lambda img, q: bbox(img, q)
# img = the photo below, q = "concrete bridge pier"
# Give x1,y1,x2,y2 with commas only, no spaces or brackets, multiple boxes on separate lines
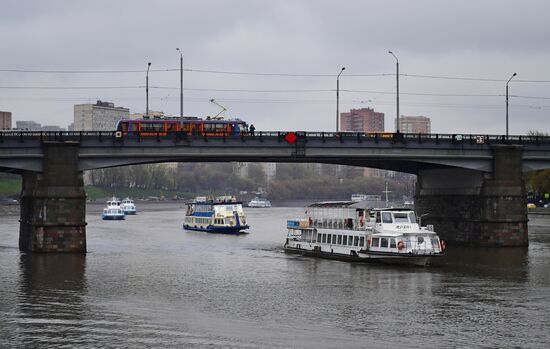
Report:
19,142,87,253
415,145,528,247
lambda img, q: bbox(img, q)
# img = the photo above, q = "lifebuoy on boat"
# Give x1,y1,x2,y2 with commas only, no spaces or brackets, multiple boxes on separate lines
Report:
397,240,405,250
440,240,446,251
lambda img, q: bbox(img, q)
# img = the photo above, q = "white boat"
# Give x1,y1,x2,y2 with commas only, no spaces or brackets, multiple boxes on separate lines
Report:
248,197,271,208
284,201,445,267
121,197,137,215
102,197,126,220
183,196,249,234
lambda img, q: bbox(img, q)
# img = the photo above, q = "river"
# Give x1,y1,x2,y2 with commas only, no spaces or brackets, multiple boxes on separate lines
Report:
1,203,549,348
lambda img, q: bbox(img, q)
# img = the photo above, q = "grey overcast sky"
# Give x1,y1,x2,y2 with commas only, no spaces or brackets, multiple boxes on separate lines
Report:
1,0,549,134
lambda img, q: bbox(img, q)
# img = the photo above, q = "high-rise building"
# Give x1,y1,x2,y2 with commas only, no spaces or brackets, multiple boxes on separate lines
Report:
0,111,12,130
340,107,385,133
340,108,385,177
396,116,431,134
73,100,129,131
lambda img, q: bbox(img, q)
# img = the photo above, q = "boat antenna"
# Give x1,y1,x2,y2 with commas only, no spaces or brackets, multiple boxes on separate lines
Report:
210,98,227,118
383,181,391,207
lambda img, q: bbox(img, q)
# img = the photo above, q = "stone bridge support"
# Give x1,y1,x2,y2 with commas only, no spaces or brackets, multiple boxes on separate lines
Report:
415,145,528,247
19,142,87,252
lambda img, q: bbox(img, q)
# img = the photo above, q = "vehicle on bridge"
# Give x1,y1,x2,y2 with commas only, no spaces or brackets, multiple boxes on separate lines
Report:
284,202,445,266
102,197,126,220
115,117,248,137
183,196,249,234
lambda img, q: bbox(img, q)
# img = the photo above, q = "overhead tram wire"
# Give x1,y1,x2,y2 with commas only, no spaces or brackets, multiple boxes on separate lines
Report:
1,67,549,83
1,84,550,100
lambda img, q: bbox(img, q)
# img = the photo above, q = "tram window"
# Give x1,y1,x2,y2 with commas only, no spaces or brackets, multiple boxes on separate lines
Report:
371,237,380,247
382,212,393,223
337,235,342,245
120,123,129,132
381,238,389,248
343,235,347,245
408,212,417,223
322,234,326,243
354,236,359,246
394,213,409,223
359,237,364,247
390,238,396,248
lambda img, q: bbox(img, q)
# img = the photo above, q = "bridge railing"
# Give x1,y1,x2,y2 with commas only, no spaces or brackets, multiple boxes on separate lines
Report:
0,130,549,146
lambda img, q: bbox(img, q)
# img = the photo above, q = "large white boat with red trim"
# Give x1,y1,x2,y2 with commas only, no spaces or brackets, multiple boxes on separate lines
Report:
284,201,445,267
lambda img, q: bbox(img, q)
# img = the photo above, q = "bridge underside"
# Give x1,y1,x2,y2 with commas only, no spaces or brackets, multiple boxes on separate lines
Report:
7,136,532,252
415,146,528,247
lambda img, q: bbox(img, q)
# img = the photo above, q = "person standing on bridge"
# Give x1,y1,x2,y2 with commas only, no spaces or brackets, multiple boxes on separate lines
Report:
249,124,256,136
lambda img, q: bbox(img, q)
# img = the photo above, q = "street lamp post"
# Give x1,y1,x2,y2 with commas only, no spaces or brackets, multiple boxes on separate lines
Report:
176,48,184,127
506,72,517,137
388,51,400,132
336,67,345,132
146,62,151,118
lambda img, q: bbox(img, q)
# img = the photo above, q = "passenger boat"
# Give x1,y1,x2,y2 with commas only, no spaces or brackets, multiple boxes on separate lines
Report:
121,197,137,215
247,197,271,208
102,197,126,220
183,196,249,234
284,201,445,266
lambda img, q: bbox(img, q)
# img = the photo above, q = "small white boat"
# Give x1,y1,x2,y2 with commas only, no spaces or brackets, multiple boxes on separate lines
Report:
102,197,126,220
102,208,126,220
248,197,271,208
121,197,137,215
284,201,445,267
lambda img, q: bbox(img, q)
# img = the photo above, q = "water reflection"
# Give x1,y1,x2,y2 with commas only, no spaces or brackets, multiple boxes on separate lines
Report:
15,253,88,347
432,246,529,280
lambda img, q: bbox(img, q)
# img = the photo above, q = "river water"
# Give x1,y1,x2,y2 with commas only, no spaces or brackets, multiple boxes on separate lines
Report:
1,204,549,348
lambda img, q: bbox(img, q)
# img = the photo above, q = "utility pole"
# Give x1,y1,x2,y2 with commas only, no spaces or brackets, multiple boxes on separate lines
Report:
506,73,517,137
388,51,400,132
176,48,184,128
336,67,345,132
146,62,151,118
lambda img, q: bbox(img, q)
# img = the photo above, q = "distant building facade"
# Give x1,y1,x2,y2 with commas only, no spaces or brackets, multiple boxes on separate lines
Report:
0,111,12,130
16,120,42,130
41,125,66,131
74,100,129,131
397,116,431,134
15,120,65,131
340,107,385,133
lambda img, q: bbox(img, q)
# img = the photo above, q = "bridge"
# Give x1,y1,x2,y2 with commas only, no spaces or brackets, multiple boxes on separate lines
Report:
2,130,550,253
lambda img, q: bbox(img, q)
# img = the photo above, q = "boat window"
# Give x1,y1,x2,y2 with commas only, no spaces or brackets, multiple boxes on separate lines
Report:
408,212,417,223
393,213,409,223
348,236,353,246
371,237,380,247
337,235,342,245
359,237,364,247
376,212,381,223
354,236,359,246
322,234,326,243
343,235,348,245
381,237,389,248
332,235,337,244
382,212,393,223
317,234,322,243
390,238,396,248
